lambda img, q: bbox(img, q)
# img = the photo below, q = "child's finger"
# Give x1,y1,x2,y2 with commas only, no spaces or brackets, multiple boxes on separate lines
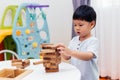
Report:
54,43,65,48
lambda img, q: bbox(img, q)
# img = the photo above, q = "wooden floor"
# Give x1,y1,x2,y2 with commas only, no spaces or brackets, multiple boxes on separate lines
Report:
100,77,110,80
100,78,107,80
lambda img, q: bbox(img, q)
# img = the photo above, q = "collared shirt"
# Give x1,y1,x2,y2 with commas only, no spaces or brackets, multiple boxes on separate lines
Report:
68,36,99,80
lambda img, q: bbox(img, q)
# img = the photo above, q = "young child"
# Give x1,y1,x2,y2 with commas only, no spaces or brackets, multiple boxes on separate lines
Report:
56,5,99,80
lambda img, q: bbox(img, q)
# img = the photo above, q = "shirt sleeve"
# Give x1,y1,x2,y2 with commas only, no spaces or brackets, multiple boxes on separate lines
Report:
87,39,99,58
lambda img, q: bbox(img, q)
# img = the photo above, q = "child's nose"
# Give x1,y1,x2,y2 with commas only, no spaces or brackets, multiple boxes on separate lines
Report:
75,26,80,30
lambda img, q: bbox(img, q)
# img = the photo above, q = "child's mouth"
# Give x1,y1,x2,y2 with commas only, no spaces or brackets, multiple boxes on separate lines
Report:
77,32,80,34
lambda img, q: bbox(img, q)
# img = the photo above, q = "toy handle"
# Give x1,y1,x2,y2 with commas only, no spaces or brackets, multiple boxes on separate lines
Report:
0,5,18,29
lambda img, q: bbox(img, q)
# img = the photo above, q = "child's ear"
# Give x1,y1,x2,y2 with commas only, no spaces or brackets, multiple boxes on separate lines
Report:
90,21,95,29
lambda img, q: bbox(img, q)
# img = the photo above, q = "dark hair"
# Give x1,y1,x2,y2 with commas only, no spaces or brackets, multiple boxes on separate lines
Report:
73,5,96,23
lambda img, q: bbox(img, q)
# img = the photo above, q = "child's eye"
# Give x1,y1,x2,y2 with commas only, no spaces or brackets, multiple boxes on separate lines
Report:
74,24,83,27
74,24,77,26
79,25,83,26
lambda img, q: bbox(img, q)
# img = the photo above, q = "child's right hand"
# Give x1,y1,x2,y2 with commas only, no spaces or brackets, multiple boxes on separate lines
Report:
54,43,72,58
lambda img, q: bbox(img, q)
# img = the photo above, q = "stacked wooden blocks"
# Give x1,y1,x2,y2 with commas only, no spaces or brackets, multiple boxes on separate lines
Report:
11,59,30,69
40,44,61,72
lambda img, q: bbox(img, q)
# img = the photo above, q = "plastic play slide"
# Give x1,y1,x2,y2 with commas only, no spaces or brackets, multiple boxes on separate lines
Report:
0,5,23,60
0,5,19,44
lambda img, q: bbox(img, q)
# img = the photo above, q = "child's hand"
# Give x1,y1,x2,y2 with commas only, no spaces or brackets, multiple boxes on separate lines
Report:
55,43,71,56
54,43,71,60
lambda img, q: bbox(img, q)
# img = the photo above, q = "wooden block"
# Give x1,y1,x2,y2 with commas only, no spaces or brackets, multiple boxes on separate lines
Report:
33,61,43,65
12,59,22,63
43,55,57,59
0,69,15,78
23,59,30,64
43,60,49,63
22,59,30,66
40,50,56,55
41,43,56,49
0,68,33,80
12,62,22,66
12,59,22,66
6,69,15,78
43,63,51,68
56,56,61,64
49,65,58,69
50,60,56,63
45,68,59,72
17,65,27,69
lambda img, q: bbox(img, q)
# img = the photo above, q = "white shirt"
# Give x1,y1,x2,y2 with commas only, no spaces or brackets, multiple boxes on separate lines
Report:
68,36,99,80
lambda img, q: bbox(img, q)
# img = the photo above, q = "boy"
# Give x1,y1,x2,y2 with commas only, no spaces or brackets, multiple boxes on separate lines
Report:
56,5,99,80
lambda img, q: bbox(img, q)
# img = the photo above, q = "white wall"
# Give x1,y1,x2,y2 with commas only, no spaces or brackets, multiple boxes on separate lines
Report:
0,0,73,46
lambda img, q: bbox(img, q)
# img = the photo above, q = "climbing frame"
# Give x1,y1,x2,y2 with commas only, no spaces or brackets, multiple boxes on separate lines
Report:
12,3,50,59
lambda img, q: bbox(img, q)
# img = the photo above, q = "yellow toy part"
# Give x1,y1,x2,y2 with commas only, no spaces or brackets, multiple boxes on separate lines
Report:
32,42,38,48
25,29,31,35
0,29,12,43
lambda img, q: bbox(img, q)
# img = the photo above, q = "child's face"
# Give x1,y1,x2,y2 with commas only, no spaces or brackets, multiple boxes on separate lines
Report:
73,20,95,40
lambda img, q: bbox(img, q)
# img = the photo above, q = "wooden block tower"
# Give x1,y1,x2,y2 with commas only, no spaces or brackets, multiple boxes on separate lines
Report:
40,44,61,72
